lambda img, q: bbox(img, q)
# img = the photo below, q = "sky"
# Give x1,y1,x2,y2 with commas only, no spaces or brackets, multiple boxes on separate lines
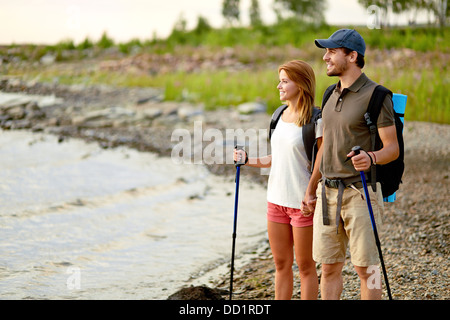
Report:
0,0,424,45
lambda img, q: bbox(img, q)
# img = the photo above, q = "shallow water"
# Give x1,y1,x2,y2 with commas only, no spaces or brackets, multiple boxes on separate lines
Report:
0,130,267,299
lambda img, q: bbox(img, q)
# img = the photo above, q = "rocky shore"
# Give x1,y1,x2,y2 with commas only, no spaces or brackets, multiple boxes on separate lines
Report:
1,77,448,300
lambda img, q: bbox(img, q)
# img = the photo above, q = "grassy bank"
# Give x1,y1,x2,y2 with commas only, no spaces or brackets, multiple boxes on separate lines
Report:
118,61,449,124
3,24,449,124
14,50,448,124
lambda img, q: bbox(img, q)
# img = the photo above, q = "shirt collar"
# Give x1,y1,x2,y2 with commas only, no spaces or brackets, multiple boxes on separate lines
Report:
336,73,369,93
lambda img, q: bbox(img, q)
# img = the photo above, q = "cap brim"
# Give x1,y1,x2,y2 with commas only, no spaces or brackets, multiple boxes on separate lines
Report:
315,39,340,49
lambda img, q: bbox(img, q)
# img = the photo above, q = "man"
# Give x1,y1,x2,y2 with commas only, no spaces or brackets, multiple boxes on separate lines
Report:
311,29,399,300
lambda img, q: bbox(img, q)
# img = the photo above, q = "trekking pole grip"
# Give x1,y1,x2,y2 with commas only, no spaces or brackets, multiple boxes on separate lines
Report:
234,145,245,167
352,145,362,157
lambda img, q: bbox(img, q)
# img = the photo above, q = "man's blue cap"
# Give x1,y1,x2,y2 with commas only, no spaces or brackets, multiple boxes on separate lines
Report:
315,29,366,56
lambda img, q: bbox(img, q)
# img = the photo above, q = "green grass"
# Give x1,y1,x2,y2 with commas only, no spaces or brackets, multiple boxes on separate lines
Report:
110,62,449,124
5,23,448,124
398,67,449,123
364,60,449,124
19,57,448,124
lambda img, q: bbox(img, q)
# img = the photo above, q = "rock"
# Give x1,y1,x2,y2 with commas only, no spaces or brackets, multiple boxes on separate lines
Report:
167,286,226,300
25,101,40,112
424,292,433,299
71,107,135,127
8,106,27,119
0,92,63,109
177,105,203,120
25,102,45,119
40,53,56,65
9,119,32,129
71,115,88,126
237,102,266,115
141,108,162,120
46,117,60,126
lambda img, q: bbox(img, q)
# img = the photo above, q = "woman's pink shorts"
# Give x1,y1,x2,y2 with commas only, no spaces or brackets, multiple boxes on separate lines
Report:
267,202,313,228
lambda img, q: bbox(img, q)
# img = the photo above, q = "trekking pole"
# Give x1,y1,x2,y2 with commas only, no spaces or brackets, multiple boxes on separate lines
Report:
229,145,245,300
351,146,392,300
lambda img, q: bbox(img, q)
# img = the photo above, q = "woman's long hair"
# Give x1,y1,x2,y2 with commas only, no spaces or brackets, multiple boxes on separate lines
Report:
278,60,316,127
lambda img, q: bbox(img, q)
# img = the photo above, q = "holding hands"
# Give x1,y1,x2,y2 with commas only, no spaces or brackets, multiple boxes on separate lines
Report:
301,196,317,217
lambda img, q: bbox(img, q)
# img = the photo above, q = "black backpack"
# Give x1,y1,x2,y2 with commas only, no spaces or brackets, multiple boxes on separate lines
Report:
321,84,405,198
269,105,322,171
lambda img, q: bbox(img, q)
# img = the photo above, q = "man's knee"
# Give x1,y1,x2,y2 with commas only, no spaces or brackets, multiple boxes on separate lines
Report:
321,262,344,279
355,265,381,286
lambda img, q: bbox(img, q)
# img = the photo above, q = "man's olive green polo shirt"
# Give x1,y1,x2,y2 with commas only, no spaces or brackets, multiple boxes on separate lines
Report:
320,73,395,179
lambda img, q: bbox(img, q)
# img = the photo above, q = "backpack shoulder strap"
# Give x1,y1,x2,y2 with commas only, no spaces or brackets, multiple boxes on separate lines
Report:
269,104,288,140
321,84,337,109
364,85,393,192
366,85,393,128
302,107,321,163
365,85,393,150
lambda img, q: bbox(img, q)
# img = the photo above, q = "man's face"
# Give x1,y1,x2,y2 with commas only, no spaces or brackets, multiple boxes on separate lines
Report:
323,48,349,77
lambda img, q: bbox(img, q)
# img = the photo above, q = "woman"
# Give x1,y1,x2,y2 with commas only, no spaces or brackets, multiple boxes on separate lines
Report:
234,60,322,300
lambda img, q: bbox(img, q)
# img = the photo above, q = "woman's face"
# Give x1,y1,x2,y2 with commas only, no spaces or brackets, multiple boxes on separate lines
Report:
277,69,300,103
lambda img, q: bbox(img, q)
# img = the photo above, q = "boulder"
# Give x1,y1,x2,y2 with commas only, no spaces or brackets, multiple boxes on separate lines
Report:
167,286,226,300
237,102,266,115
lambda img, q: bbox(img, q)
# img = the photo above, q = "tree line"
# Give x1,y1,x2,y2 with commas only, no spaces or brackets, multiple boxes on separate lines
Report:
359,0,448,27
221,0,448,27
